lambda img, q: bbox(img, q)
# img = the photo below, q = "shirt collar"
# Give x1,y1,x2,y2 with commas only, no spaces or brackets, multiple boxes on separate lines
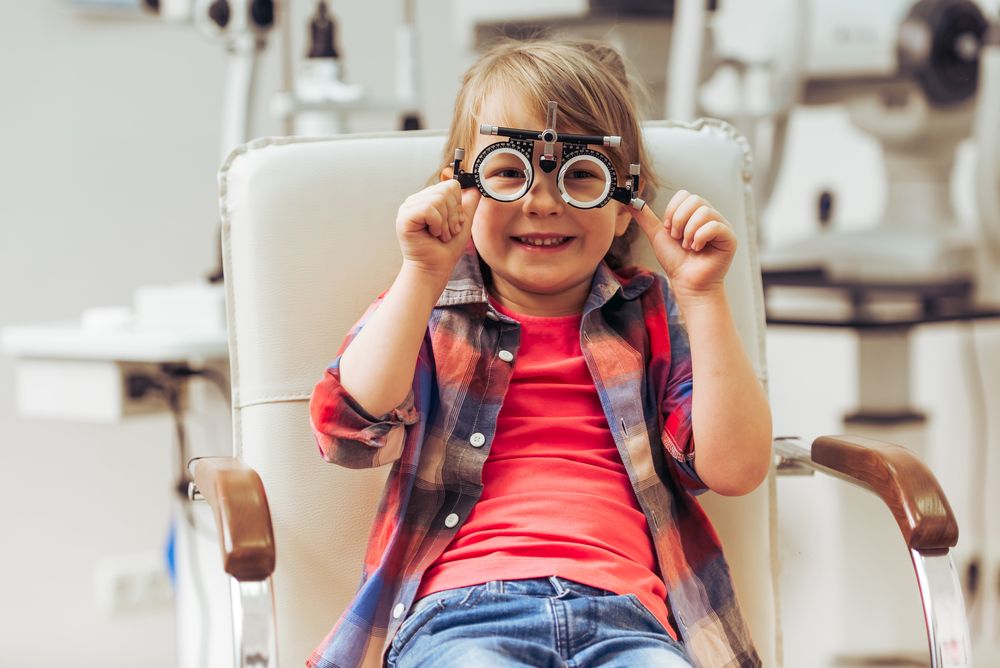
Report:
436,244,656,314
435,244,491,308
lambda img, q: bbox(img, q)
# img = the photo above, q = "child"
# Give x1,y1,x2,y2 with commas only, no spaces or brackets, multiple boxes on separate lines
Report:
309,39,772,668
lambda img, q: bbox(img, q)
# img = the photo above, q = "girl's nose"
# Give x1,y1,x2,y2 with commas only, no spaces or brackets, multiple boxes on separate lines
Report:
522,172,564,217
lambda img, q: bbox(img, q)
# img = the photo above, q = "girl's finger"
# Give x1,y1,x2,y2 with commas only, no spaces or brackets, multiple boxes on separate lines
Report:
398,202,427,233
663,189,689,228
427,181,461,240
461,188,482,229
691,220,737,253
434,197,455,242
424,205,446,240
670,195,705,240
443,179,463,216
682,205,717,249
449,189,466,237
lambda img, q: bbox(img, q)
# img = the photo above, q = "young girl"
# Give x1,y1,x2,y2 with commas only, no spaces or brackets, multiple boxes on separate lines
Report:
309,39,771,668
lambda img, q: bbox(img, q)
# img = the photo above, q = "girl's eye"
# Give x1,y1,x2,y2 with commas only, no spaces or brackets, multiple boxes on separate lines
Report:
493,169,526,179
566,170,599,180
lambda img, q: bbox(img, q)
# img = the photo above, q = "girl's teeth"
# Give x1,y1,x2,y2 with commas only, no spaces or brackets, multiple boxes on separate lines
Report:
518,237,567,246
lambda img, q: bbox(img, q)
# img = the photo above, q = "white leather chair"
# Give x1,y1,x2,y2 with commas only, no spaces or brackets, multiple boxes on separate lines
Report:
191,121,969,667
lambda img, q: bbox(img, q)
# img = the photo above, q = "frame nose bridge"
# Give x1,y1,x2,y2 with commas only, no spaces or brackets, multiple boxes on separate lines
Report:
522,164,565,213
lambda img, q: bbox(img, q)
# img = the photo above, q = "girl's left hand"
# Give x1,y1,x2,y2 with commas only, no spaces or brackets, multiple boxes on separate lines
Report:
632,190,737,299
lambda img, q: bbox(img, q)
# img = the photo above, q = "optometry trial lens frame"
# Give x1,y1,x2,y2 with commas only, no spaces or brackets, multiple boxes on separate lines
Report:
453,101,646,210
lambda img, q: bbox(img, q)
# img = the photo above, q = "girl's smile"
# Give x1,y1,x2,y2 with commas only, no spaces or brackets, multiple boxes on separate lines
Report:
511,233,575,251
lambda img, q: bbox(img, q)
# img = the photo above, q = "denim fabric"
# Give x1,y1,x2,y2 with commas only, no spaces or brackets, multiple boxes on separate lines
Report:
386,577,694,668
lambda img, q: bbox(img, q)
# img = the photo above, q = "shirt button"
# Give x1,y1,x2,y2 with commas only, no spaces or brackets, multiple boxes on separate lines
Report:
392,603,405,619
469,432,486,447
498,349,514,362
444,513,460,528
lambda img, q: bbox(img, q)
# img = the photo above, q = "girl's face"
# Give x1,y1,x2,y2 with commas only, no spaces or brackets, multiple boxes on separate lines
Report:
468,95,633,317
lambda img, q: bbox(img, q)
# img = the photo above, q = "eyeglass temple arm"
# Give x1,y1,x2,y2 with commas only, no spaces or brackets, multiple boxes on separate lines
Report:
611,163,644,209
451,148,478,189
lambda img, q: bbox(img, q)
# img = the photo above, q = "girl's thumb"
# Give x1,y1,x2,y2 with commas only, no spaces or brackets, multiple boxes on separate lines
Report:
631,200,665,241
462,189,482,224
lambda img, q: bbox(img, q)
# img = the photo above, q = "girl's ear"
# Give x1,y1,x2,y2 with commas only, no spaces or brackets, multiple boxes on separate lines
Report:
614,203,633,237
440,166,454,182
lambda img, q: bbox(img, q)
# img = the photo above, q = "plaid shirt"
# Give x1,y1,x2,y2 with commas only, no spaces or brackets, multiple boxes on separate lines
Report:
308,248,761,668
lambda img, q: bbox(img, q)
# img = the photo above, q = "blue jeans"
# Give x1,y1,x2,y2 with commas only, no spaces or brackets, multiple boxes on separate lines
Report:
386,576,693,667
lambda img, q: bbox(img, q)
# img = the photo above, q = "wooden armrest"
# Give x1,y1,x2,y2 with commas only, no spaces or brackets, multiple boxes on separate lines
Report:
189,457,276,581
812,435,958,552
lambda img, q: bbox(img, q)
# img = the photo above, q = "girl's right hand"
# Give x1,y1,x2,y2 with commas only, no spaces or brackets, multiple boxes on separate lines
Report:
395,179,479,283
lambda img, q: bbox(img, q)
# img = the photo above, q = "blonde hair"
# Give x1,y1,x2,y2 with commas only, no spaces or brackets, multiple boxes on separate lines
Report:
442,38,658,269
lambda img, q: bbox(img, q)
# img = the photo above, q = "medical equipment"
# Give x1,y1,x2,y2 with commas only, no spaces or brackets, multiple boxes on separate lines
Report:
973,21,1000,307
271,0,422,135
453,101,644,210
701,0,1000,310
151,0,421,138
186,0,277,163
278,1,364,136
685,1,1000,664
143,0,279,283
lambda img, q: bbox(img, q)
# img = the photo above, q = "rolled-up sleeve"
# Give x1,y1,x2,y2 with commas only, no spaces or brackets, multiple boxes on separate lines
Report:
659,284,706,494
309,295,421,469
661,373,702,492
310,364,419,469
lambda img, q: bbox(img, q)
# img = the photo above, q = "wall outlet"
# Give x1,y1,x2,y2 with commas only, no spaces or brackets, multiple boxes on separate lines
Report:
95,551,174,615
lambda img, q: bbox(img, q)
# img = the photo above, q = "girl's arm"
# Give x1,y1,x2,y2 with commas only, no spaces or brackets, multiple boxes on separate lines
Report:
338,178,478,417
633,192,772,496
338,264,448,416
675,288,772,496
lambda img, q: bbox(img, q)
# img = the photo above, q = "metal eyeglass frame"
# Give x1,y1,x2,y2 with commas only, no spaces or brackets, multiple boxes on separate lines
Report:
452,101,646,210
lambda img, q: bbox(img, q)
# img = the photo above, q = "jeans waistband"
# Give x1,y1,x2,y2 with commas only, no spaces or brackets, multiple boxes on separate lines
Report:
483,576,615,598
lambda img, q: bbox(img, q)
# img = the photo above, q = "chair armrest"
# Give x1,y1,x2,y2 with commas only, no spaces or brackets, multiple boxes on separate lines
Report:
188,456,276,581
774,435,958,552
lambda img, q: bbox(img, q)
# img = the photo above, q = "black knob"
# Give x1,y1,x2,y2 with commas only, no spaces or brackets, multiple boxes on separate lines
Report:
208,0,230,28
817,190,834,228
898,0,989,106
251,0,274,28
401,114,422,131
308,1,338,58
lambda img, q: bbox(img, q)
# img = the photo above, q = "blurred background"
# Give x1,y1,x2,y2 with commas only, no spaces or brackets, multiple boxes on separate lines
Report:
1,0,999,666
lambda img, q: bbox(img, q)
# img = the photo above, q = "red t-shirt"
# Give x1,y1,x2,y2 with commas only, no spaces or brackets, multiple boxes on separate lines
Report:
416,299,674,637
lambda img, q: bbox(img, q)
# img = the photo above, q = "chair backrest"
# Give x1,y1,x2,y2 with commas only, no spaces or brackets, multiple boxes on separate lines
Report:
219,122,779,667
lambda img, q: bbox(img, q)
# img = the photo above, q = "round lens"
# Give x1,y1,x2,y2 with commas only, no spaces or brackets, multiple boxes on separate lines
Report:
558,154,612,209
477,148,532,202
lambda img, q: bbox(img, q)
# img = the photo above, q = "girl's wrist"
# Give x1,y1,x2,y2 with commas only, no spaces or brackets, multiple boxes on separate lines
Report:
671,283,728,311
399,260,453,294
